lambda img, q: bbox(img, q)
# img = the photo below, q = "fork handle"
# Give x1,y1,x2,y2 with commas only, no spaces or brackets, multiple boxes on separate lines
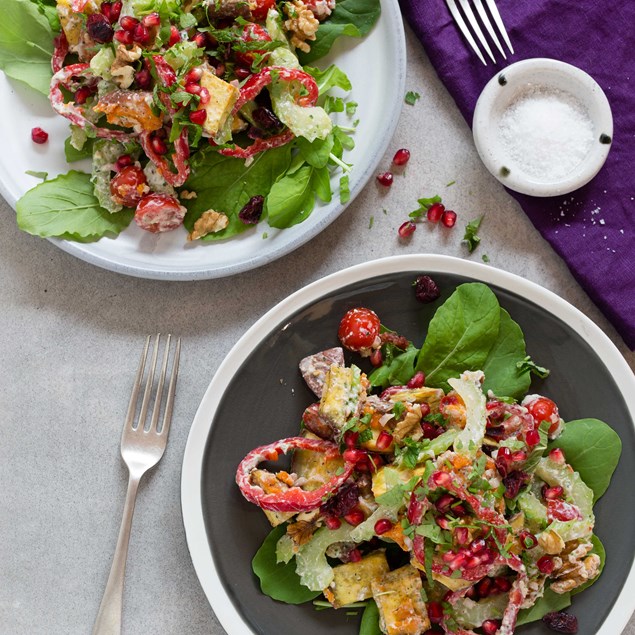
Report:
92,472,141,635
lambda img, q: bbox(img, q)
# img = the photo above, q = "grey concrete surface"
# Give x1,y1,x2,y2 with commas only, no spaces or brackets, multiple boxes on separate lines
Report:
1,26,633,635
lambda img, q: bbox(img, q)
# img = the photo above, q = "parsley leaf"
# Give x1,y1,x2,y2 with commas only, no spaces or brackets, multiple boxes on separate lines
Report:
516,356,550,379
405,91,421,105
463,216,483,252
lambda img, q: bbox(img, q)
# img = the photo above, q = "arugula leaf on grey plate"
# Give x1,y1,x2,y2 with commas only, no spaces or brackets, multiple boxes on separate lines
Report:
0,0,55,96
252,525,321,604
359,599,382,635
16,170,133,242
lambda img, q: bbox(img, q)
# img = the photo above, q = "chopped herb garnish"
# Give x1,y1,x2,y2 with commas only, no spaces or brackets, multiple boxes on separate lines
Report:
405,91,421,106
463,216,483,252
516,355,550,379
369,215,374,229
482,254,490,263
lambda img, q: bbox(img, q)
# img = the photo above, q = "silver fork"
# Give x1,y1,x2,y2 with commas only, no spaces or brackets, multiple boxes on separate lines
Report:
92,334,181,635
445,0,514,65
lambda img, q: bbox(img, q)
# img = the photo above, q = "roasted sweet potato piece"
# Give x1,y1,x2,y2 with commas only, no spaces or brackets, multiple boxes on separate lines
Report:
93,90,163,132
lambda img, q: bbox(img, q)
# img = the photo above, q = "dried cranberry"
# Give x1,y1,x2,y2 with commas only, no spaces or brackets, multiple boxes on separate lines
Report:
502,470,530,499
238,195,264,225
321,482,360,518
86,13,114,43
252,107,283,131
413,275,440,303
542,611,578,633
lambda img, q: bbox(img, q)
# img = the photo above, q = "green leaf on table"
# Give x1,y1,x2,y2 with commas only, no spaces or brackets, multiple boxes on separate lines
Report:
516,587,571,626
481,308,530,400
299,0,381,64
266,165,316,228
16,170,133,241
0,0,55,96
416,283,500,392
359,600,382,635
549,419,622,502
252,525,320,604
462,216,483,252
183,144,292,239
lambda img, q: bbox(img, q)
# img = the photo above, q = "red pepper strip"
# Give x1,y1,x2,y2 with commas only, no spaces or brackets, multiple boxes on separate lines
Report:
236,436,355,513
218,66,319,159
71,0,89,12
139,129,190,187
49,64,133,141
153,55,177,88
218,130,294,159
52,32,69,74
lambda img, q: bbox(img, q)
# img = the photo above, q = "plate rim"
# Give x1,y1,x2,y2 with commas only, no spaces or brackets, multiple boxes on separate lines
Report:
0,0,407,281
180,254,635,635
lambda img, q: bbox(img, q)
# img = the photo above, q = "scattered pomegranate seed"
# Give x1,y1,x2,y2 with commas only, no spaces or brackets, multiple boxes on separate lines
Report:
374,518,393,535
376,171,393,187
435,494,455,514
347,548,362,562
482,619,501,635
151,137,168,155
470,538,487,553
442,550,456,563
407,371,425,388
421,422,441,440
519,530,538,549
448,552,467,570
168,25,181,47
342,448,367,464
419,402,431,418
427,602,443,624
376,431,393,451
324,516,341,530
525,428,541,447
114,154,133,171
369,348,383,367
235,66,251,80
511,450,527,462
431,471,453,488
119,15,138,31
543,485,564,500
441,210,457,228
101,2,112,20
454,527,469,545
344,509,365,526
133,23,150,44
477,577,493,597
189,109,207,125
185,82,202,96
435,516,450,529
452,503,467,517
74,86,93,105
549,447,566,464
537,555,555,574
398,220,416,239
114,29,133,45
141,12,161,28
367,454,384,471
193,32,209,48
494,576,512,592
426,202,445,222
31,127,48,144
199,87,211,106
343,431,359,448
109,1,122,21
392,148,411,166
185,67,203,83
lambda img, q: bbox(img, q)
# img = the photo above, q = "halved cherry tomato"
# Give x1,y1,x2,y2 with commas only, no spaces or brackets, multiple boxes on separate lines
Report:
110,166,148,207
526,397,560,435
338,307,381,352
134,193,186,233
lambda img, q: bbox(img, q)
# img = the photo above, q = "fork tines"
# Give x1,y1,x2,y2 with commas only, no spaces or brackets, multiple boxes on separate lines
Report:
445,0,514,66
126,334,181,435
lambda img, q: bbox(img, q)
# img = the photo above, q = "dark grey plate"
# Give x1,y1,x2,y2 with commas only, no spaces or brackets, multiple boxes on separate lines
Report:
198,270,635,635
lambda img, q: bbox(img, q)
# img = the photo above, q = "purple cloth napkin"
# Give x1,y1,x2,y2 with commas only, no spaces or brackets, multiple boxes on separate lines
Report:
399,0,635,349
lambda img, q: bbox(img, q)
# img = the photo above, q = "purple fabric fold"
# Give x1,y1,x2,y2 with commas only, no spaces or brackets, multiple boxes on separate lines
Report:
399,0,635,349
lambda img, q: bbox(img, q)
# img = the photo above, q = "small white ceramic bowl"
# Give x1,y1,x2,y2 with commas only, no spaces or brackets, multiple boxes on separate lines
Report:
473,58,613,197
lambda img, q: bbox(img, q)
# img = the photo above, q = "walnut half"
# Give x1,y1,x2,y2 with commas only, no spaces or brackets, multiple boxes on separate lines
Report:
284,0,320,53
550,541,601,594
188,210,229,241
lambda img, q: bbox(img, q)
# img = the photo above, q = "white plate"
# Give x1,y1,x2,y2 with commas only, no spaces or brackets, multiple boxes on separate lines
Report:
181,254,635,635
0,1,406,280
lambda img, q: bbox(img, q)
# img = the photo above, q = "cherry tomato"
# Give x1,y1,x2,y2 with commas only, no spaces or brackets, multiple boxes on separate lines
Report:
234,24,271,69
338,307,381,352
134,193,186,233
527,397,560,435
110,166,148,207
251,0,276,21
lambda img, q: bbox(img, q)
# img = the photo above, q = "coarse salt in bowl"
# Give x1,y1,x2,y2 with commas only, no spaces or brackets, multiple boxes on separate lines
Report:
472,58,613,197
